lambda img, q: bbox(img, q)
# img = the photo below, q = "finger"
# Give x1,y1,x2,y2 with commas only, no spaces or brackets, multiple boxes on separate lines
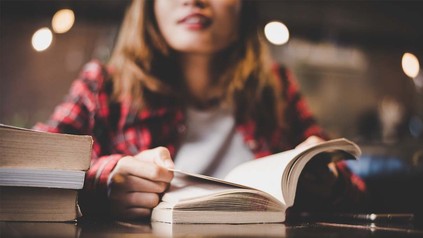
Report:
112,206,152,220
110,191,160,210
118,156,174,182
110,175,168,193
123,208,152,220
135,147,174,169
328,162,339,178
125,192,160,209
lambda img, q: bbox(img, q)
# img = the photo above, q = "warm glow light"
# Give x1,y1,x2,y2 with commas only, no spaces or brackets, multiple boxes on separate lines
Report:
32,27,53,52
264,21,290,45
402,52,420,78
52,9,75,34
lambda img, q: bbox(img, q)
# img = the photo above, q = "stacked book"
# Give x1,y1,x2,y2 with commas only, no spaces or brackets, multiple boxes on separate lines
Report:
0,124,92,222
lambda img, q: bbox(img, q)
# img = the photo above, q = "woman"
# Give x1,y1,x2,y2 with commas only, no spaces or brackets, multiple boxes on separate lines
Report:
35,0,366,220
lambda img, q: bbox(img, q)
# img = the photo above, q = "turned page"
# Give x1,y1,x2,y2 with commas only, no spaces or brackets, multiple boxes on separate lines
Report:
223,138,360,206
284,139,361,205
223,149,303,205
162,171,247,203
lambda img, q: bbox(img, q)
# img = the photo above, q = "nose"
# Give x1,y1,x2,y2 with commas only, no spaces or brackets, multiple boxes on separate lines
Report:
182,0,207,8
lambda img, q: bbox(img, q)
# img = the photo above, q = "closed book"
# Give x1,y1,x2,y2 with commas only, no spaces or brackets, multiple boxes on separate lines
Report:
0,187,80,222
0,124,92,222
0,124,92,170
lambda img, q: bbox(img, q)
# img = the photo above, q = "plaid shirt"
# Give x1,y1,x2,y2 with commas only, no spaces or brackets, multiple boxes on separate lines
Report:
35,60,366,216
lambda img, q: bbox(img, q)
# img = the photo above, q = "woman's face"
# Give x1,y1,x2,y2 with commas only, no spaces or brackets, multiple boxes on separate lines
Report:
154,0,241,55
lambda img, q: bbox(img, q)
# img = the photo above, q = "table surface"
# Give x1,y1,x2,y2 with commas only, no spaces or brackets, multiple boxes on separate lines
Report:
2,214,423,238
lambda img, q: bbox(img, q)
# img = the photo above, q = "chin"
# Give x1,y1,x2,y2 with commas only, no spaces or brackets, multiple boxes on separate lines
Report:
169,38,229,55
173,45,221,55
175,41,232,54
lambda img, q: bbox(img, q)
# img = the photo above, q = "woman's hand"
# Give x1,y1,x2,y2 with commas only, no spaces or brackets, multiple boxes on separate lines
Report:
298,153,339,201
294,136,341,209
108,147,174,220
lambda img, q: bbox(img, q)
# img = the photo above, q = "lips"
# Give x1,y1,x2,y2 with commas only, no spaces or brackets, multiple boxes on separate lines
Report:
178,13,212,29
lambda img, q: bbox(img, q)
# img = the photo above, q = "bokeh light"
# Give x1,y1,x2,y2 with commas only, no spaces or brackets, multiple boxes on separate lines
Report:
402,52,420,78
52,9,75,34
32,27,53,52
264,21,290,45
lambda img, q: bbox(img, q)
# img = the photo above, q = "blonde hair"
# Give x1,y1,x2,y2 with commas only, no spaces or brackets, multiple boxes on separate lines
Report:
108,0,285,132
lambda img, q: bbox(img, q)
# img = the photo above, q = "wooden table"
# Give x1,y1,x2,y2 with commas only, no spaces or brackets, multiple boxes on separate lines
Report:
2,214,423,237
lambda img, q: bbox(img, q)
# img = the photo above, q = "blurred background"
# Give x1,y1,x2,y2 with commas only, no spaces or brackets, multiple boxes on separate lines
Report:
1,0,422,214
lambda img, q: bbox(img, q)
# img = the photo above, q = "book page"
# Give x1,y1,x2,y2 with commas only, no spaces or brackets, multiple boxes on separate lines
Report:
166,139,360,209
164,170,285,210
0,168,86,189
152,221,287,236
223,138,360,206
162,172,243,203
283,139,360,205
169,146,324,205
169,169,252,189
223,149,300,205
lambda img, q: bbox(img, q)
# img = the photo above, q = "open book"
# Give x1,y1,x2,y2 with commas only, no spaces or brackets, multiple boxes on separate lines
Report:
151,138,361,224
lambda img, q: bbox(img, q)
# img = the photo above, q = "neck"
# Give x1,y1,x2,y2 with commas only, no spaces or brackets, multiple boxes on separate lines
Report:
179,53,216,104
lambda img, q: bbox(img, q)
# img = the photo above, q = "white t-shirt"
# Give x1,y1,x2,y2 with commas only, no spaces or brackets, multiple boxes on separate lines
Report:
174,106,254,179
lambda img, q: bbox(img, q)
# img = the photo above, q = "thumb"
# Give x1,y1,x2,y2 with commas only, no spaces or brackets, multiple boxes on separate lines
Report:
135,147,174,169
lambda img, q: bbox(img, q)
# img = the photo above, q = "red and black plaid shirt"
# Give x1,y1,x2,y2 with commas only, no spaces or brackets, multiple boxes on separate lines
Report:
34,60,366,216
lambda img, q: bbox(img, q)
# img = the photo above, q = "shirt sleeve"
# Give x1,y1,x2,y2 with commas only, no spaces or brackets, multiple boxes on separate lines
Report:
275,65,327,148
33,61,120,217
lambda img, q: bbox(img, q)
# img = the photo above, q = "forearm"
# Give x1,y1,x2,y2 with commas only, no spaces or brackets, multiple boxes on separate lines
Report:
292,160,367,213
